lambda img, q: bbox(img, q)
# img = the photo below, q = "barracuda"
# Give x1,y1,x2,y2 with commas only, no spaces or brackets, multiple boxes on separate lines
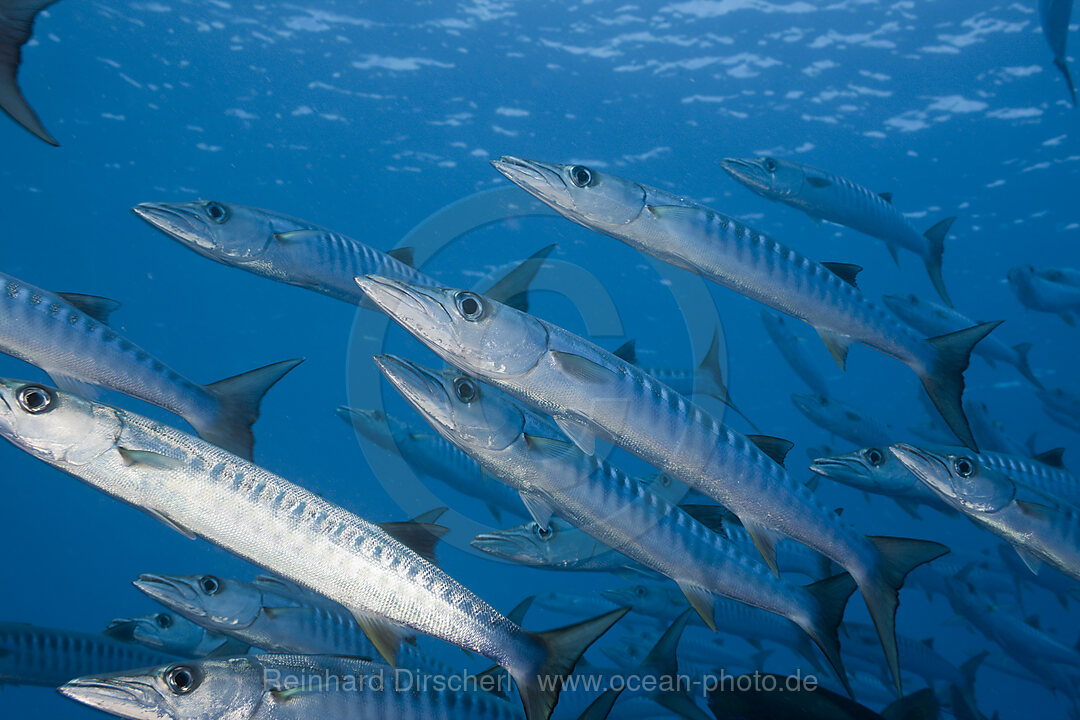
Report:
491,156,998,453
0,270,300,460
133,200,552,313
105,612,247,659
0,379,625,720
892,444,1080,582
357,275,949,693
791,394,893,449
760,311,831,398
376,354,856,690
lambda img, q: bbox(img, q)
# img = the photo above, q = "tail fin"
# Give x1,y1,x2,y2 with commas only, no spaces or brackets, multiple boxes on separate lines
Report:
1012,342,1042,388
919,321,1002,451
516,608,628,720
799,572,858,698
485,244,556,313
862,537,951,695
196,358,304,460
695,329,759,432
922,217,955,307
945,651,987,720
881,688,941,720
0,0,59,146
1055,57,1078,107
576,689,622,720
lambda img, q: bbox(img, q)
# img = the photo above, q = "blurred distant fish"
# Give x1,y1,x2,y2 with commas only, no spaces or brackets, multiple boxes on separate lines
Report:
883,294,1040,387
892,444,1080,581
0,270,300,460
760,311,831,397
105,612,247,659
0,622,174,688
1039,0,1077,105
810,446,945,519
963,400,1031,458
720,156,956,307
791,393,893,449
492,156,997,452
133,200,552,313
1038,386,1080,434
996,544,1080,609
708,675,939,720
1008,264,1080,325
473,518,655,576
0,0,59,145
60,655,523,720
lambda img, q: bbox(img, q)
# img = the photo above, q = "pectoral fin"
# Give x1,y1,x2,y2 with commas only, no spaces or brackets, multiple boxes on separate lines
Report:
553,416,597,455
806,176,832,188
1013,545,1044,575
146,509,197,540
816,329,852,370
118,448,185,470
518,490,556,530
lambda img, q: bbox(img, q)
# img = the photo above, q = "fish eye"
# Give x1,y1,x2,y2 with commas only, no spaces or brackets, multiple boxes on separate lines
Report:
569,165,594,188
659,475,671,487
204,202,229,224
17,385,53,414
164,665,201,695
198,576,221,596
454,291,485,321
633,586,646,598
763,158,778,173
863,448,885,467
532,523,554,542
155,613,174,629
453,377,479,404
953,457,975,478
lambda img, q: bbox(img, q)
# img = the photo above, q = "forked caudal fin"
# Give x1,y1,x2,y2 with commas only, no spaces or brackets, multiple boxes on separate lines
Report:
860,536,950,695
1012,342,1042,388
1054,58,1077,108
0,0,60,145
799,572,858,698
922,217,956,308
696,328,759,432
516,607,628,720
195,358,304,460
919,321,1001,451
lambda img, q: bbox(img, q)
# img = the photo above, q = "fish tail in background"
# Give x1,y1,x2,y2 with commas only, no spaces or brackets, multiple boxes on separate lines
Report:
516,608,629,720
799,572,858,698
484,244,556,313
1012,342,1043,388
0,0,59,146
695,328,759,432
919,320,1002,451
861,537,950,695
195,358,304,460
922,217,956,308
1054,57,1078,107
948,651,988,720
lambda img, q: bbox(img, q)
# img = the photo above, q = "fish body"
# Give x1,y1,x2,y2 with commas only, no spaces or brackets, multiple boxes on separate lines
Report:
1039,386,1080,435
0,378,624,720
719,156,955,306
491,156,996,453
0,622,174,688
760,311,831,397
358,274,948,693
791,393,893,448
376,355,855,684
892,444,1080,581
0,0,59,144
1039,0,1077,105
472,518,656,576
882,293,1040,387
0,270,300,459
60,654,523,720
1008,264,1080,324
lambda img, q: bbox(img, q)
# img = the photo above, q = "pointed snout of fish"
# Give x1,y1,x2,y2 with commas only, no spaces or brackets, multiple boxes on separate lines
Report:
133,574,201,609
809,456,870,479
355,275,443,325
491,156,561,191
59,676,159,717
888,443,947,482
470,532,529,555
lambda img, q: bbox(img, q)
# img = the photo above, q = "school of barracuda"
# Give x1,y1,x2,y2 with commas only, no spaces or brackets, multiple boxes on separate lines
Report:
2,2,1080,720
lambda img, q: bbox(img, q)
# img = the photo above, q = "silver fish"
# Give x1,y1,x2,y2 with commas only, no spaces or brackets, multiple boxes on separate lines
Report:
791,393,893,449
0,270,300,459
376,354,855,687
0,622,174,688
1008,264,1080,326
760,311,831,397
0,378,625,720
491,156,997,452
357,273,948,693
104,612,247,659
133,200,551,314
1039,0,1077,105
719,156,956,307
336,406,528,523
0,0,58,145
882,293,1040,387
892,444,1080,582
60,654,523,720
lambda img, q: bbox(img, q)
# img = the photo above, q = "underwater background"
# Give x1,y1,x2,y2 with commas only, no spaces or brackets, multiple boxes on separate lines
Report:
2,1,1078,718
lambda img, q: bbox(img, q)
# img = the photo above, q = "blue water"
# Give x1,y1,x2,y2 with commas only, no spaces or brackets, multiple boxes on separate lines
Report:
3,1,1078,718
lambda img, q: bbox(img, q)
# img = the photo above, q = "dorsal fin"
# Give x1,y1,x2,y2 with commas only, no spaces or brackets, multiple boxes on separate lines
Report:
821,262,862,288
745,434,793,466
57,293,121,324
386,246,415,267
1032,447,1066,469
612,339,637,364
677,504,728,534
878,192,893,203
377,520,446,566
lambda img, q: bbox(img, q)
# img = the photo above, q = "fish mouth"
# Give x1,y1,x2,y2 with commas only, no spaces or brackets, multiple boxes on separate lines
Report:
889,444,951,494
59,676,163,719
718,157,766,184
356,275,453,337
133,574,206,619
491,156,574,211
809,455,870,480
470,530,542,561
133,202,211,248
373,354,455,434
